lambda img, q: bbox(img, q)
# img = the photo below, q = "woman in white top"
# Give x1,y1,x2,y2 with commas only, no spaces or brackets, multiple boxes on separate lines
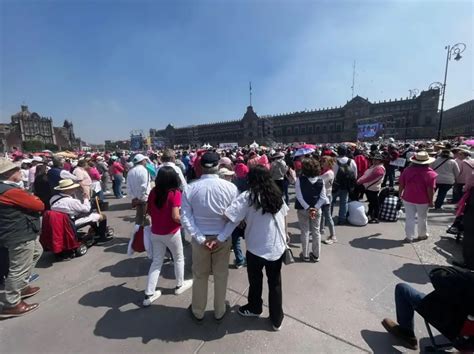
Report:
224,165,288,331
320,156,336,244
431,149,460,210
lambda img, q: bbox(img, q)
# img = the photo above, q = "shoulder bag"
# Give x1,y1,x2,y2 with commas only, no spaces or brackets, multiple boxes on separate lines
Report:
273,214,295,265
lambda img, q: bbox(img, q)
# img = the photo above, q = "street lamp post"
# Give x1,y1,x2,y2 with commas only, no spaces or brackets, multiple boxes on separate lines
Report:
437,43,466,141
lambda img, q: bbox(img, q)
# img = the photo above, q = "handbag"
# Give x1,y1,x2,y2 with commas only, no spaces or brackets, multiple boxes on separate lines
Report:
273,215,295,265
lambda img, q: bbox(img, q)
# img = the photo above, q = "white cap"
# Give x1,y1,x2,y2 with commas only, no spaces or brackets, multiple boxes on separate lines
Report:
32,156,43,162
133,153,148,164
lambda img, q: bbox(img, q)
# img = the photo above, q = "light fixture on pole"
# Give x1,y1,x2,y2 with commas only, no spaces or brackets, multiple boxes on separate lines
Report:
437,43,466,141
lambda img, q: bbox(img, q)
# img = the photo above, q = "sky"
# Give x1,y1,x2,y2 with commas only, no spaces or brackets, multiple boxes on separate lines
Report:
1,0,473,144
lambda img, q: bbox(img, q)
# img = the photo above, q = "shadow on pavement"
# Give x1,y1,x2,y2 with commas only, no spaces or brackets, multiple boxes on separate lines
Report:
100,257,150,278
36,252,56,269
79,283,272,344
392,263,435,284
349,233,404,250
433,236,462,264
103,237,130,254
107,203,133,212
360,329,404,353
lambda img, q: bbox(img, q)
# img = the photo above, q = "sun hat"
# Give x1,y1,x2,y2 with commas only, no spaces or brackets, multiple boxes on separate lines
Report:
410,151,436,165
218,167,235,177
0,158,20,175
54,179,81,191
372,153,384,161
218,157,232,166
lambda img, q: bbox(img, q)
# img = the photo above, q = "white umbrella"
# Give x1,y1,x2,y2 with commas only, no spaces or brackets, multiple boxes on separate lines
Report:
294,147,315,157
249,141,259,149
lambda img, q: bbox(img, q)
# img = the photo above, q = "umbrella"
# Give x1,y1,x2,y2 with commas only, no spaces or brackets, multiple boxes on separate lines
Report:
249,141,259,149
464,139,474,146
296,144,316,149
55,151,77,158
294,147,315,157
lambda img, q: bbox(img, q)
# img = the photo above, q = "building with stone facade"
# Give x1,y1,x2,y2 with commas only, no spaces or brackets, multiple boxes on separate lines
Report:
441,99,474,137
0,105,80,152
151,89,441,146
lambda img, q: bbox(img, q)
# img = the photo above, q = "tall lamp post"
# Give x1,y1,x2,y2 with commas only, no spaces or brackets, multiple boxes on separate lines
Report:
437,43,466,141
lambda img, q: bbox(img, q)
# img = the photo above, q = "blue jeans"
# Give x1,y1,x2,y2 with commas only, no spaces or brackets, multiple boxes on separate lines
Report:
113,174,122,198
395,283,425,335
320,196,335,237
435,183,452,209
232,227,245,265
382,165,396,188
332,189,349,224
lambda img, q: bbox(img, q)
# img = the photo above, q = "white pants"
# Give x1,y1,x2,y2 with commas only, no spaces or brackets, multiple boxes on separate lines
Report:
297,209,321,258
403,201,429,240
75,212,101,226
145,229,184,295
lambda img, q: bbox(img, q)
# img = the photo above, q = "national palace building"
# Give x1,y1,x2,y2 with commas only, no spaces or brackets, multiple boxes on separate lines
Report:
151,88,444,147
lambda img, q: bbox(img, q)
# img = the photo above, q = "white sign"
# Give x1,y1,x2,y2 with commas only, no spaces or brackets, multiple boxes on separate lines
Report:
219,142,238,149
390,158,406,167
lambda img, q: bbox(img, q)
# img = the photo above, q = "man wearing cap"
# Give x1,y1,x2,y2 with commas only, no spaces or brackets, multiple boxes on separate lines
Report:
181,151,239,322
127,154,152,226
50,179,111,242
0,158,44,318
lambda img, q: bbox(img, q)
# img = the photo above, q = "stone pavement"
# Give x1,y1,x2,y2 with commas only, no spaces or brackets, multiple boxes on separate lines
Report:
0,190,462,353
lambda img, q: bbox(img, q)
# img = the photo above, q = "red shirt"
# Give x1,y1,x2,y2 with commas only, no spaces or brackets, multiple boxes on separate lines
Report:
111,161,124,175
354,155,369,178
147,188,181,235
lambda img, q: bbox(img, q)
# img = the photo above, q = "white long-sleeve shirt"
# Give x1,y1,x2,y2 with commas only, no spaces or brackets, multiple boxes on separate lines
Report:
50,193,91,216
181,174,238,244
295,176,329,210
126,164,151,201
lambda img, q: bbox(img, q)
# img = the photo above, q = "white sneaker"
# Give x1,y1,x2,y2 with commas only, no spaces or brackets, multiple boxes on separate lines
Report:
175,279,193,295
143,290,161,307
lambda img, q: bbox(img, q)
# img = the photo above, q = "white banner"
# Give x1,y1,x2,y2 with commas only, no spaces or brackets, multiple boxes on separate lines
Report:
219,142,238,149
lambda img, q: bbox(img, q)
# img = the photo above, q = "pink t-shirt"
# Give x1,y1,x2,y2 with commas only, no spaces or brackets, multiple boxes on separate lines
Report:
147,188,182,235
399,166,437,204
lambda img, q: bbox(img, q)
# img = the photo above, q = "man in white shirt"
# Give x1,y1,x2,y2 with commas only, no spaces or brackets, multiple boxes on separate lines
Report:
181,152,239,322
159,149,187,189
127,154,151,226
50,179,111,241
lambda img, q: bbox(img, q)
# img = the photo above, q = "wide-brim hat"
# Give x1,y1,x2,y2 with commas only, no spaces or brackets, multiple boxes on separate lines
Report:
410,151,435,165
218,167,235,176
454,145,472,156
0,158,20,175
54,179,81,191
272,151,285,159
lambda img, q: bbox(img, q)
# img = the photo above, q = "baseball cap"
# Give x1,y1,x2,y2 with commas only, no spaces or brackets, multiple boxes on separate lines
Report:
200,152,220,168
133,154,148,164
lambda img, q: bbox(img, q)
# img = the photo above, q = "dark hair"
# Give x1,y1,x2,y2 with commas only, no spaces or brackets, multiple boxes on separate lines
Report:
35,164,47,177
154,166,181,209
247,165,283,215
301,158,321,178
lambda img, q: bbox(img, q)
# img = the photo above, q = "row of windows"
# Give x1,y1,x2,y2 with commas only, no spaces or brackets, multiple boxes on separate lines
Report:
371,104,418,114
274,124,342,136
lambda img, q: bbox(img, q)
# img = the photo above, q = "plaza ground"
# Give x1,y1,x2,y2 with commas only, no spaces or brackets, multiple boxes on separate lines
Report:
0,189,462,353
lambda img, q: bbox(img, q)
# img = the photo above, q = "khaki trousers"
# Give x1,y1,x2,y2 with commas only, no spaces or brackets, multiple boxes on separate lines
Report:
191,238,231,319
4,238,43,307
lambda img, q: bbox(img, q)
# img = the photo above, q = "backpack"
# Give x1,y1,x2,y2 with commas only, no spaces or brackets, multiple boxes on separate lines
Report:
334,159,356,191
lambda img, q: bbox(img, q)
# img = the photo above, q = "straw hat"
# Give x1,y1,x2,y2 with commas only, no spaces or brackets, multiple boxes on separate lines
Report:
0,158,19,175
218,167,235,177
54,179,81,191
410,151,435,165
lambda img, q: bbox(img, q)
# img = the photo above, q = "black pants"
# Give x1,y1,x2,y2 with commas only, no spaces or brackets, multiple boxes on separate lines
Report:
246,251,284,327
274,179,285,196
365,190,380,220
76,218,107,238
435,183,452,209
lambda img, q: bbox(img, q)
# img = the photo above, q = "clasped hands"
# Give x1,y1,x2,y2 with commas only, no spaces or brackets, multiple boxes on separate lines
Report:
308,207,319,220
203,237,222,251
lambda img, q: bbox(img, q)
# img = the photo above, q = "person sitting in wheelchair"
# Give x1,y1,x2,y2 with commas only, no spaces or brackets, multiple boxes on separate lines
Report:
50,179,112,243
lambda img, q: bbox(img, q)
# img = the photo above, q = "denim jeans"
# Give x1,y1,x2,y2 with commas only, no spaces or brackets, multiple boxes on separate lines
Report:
113,174,123,198
320,199,335,237
332,189,349,224
395,283,425,335
435,183,452,209
232,227,245,265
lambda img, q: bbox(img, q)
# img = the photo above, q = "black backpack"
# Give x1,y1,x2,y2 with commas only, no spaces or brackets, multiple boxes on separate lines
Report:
334,159,356,191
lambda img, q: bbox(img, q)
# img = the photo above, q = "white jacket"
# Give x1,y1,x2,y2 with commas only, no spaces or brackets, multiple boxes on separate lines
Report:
126,164,151,201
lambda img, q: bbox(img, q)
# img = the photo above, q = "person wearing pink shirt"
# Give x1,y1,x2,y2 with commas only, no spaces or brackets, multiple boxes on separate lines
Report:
399,151,437,242
357,154,386,224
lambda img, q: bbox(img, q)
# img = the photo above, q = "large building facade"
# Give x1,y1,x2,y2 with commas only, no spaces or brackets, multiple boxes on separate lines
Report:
441,99,474,137
0,105,80,152
151,89,441,146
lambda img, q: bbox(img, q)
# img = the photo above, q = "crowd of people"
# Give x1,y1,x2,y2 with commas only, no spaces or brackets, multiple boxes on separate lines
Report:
1,138,473,347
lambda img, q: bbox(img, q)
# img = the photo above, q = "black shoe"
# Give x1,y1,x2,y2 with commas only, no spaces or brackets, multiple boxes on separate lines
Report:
188,305,203,323
238,304,262,317
309,252,320,263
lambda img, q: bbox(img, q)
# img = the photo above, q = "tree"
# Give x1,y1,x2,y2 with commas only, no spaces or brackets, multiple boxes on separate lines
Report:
22,140,44,152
